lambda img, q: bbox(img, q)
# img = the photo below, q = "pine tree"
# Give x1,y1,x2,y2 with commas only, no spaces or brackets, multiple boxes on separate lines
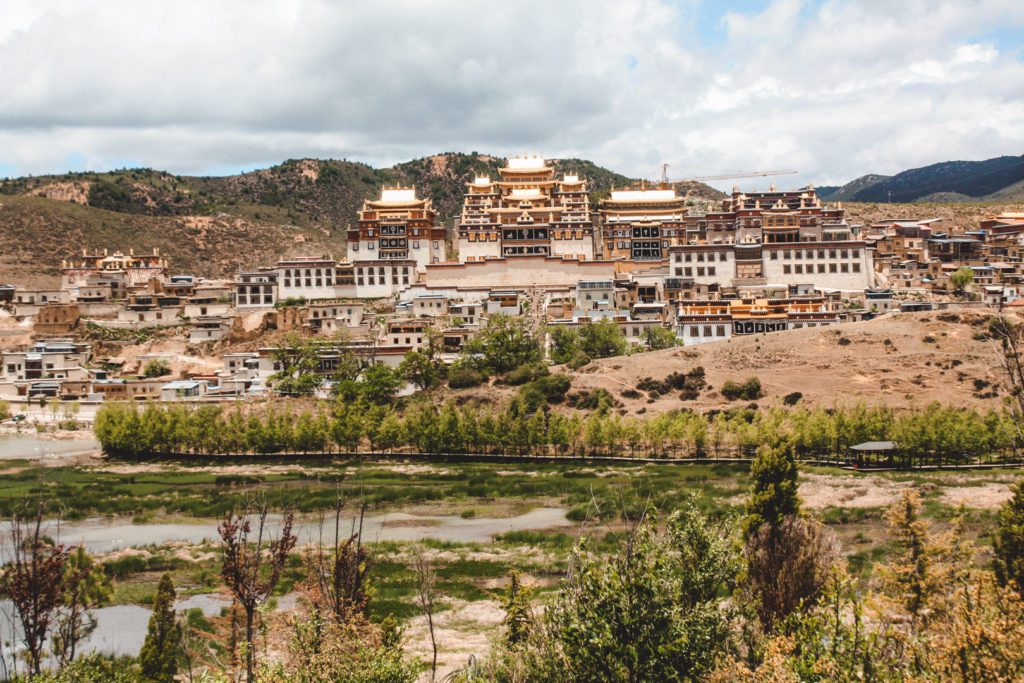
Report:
882,489,939,623
744,443,801,540
993,478,1024,598
502,571,534,646
139,573,181,683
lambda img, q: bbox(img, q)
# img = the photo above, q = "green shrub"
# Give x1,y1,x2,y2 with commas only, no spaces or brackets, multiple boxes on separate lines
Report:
506,362,549,386
142,359,171,378
783,391,803,406
568,351,592,370
448,367,484,389
721,377,763,401
533,374,572,402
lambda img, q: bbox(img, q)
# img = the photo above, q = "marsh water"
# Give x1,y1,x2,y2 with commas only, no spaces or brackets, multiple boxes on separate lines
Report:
0,433,99,460
0,434,572,664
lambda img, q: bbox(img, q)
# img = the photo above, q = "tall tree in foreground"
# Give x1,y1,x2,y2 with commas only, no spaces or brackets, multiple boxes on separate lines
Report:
743,443,800,540
219,499,298,683
0,498,70,678
54,545,113,667
501,570,534,647
415,552,439,683
139,573,181,683
743,443,837,630
993,477,1024,597
881,489,940,624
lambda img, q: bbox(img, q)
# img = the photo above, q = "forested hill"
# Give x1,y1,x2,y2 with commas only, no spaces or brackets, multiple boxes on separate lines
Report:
819,155,1024,202
0,153,722,285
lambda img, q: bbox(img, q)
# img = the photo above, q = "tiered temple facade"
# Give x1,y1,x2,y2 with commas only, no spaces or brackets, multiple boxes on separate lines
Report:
456,156,594,262
669,186,872,290
598,187,689,262
348,188,445,273
346,187,445,298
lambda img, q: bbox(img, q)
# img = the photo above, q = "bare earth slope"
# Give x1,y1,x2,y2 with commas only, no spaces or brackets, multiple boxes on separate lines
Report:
0,195,343,287
842,201,1024,231
568,311,1009,414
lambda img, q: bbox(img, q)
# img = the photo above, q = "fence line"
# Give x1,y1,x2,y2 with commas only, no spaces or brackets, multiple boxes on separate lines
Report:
104,448,1024,471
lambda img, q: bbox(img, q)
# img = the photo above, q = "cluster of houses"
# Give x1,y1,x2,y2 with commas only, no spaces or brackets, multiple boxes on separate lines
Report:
1,156,1018,404
863,212,1024,307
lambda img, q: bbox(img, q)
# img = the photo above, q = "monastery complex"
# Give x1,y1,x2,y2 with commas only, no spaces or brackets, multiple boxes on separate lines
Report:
3,155,1021,401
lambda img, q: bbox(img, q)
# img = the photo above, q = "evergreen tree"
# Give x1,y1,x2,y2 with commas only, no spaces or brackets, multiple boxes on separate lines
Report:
502,571,533,646
744,443,801,539
882,489,939,623
139,573,181,683
993,478,1024,597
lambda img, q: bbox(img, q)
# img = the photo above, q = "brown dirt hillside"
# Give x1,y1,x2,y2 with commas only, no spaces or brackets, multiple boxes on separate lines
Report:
566,310,1011,414
0,195,343,287
842,201,1024,231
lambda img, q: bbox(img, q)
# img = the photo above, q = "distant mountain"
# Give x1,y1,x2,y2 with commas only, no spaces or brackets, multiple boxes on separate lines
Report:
821,174,891,202
0,153,723,285
814,185,840,198
842,155,1024,203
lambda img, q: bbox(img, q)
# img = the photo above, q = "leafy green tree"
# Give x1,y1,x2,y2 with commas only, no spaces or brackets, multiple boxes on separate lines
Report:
548,326,581,364
951,266,974,294
643,325,680,351
993,478,1024,597
530,503,738,682
399,349,445,391
269,333,327,396
578,318,629,359
359,364,403,405
139,573,181,683
463,314,541,373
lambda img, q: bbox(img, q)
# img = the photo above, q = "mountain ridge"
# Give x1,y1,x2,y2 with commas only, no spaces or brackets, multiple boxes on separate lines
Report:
819,155,1024,203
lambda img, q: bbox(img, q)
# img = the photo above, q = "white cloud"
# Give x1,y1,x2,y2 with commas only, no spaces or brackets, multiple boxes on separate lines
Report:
0,0,1022,189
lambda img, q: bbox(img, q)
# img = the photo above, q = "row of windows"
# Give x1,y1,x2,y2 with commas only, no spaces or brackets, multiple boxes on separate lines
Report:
775,248,860,260
366,228,426,237
678,252,729,263
282,267,332,277
353,241,439,251
675,267,717,277
356,267,411,276
358,275,411,287
686,325,728,338
782,263,861,274
282,278,347,288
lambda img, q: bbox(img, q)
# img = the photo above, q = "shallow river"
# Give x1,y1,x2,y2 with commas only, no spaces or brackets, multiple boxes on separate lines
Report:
45,506,570,552
0,433,99,460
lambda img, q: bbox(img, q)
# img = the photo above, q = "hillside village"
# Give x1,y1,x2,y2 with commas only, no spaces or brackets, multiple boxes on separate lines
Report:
2,154,1023,407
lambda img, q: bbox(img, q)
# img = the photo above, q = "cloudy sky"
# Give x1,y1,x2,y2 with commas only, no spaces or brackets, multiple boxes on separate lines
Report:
1,0,1022,189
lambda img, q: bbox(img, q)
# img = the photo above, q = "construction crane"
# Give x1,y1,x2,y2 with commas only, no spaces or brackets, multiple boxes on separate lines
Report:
659,163,799,184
